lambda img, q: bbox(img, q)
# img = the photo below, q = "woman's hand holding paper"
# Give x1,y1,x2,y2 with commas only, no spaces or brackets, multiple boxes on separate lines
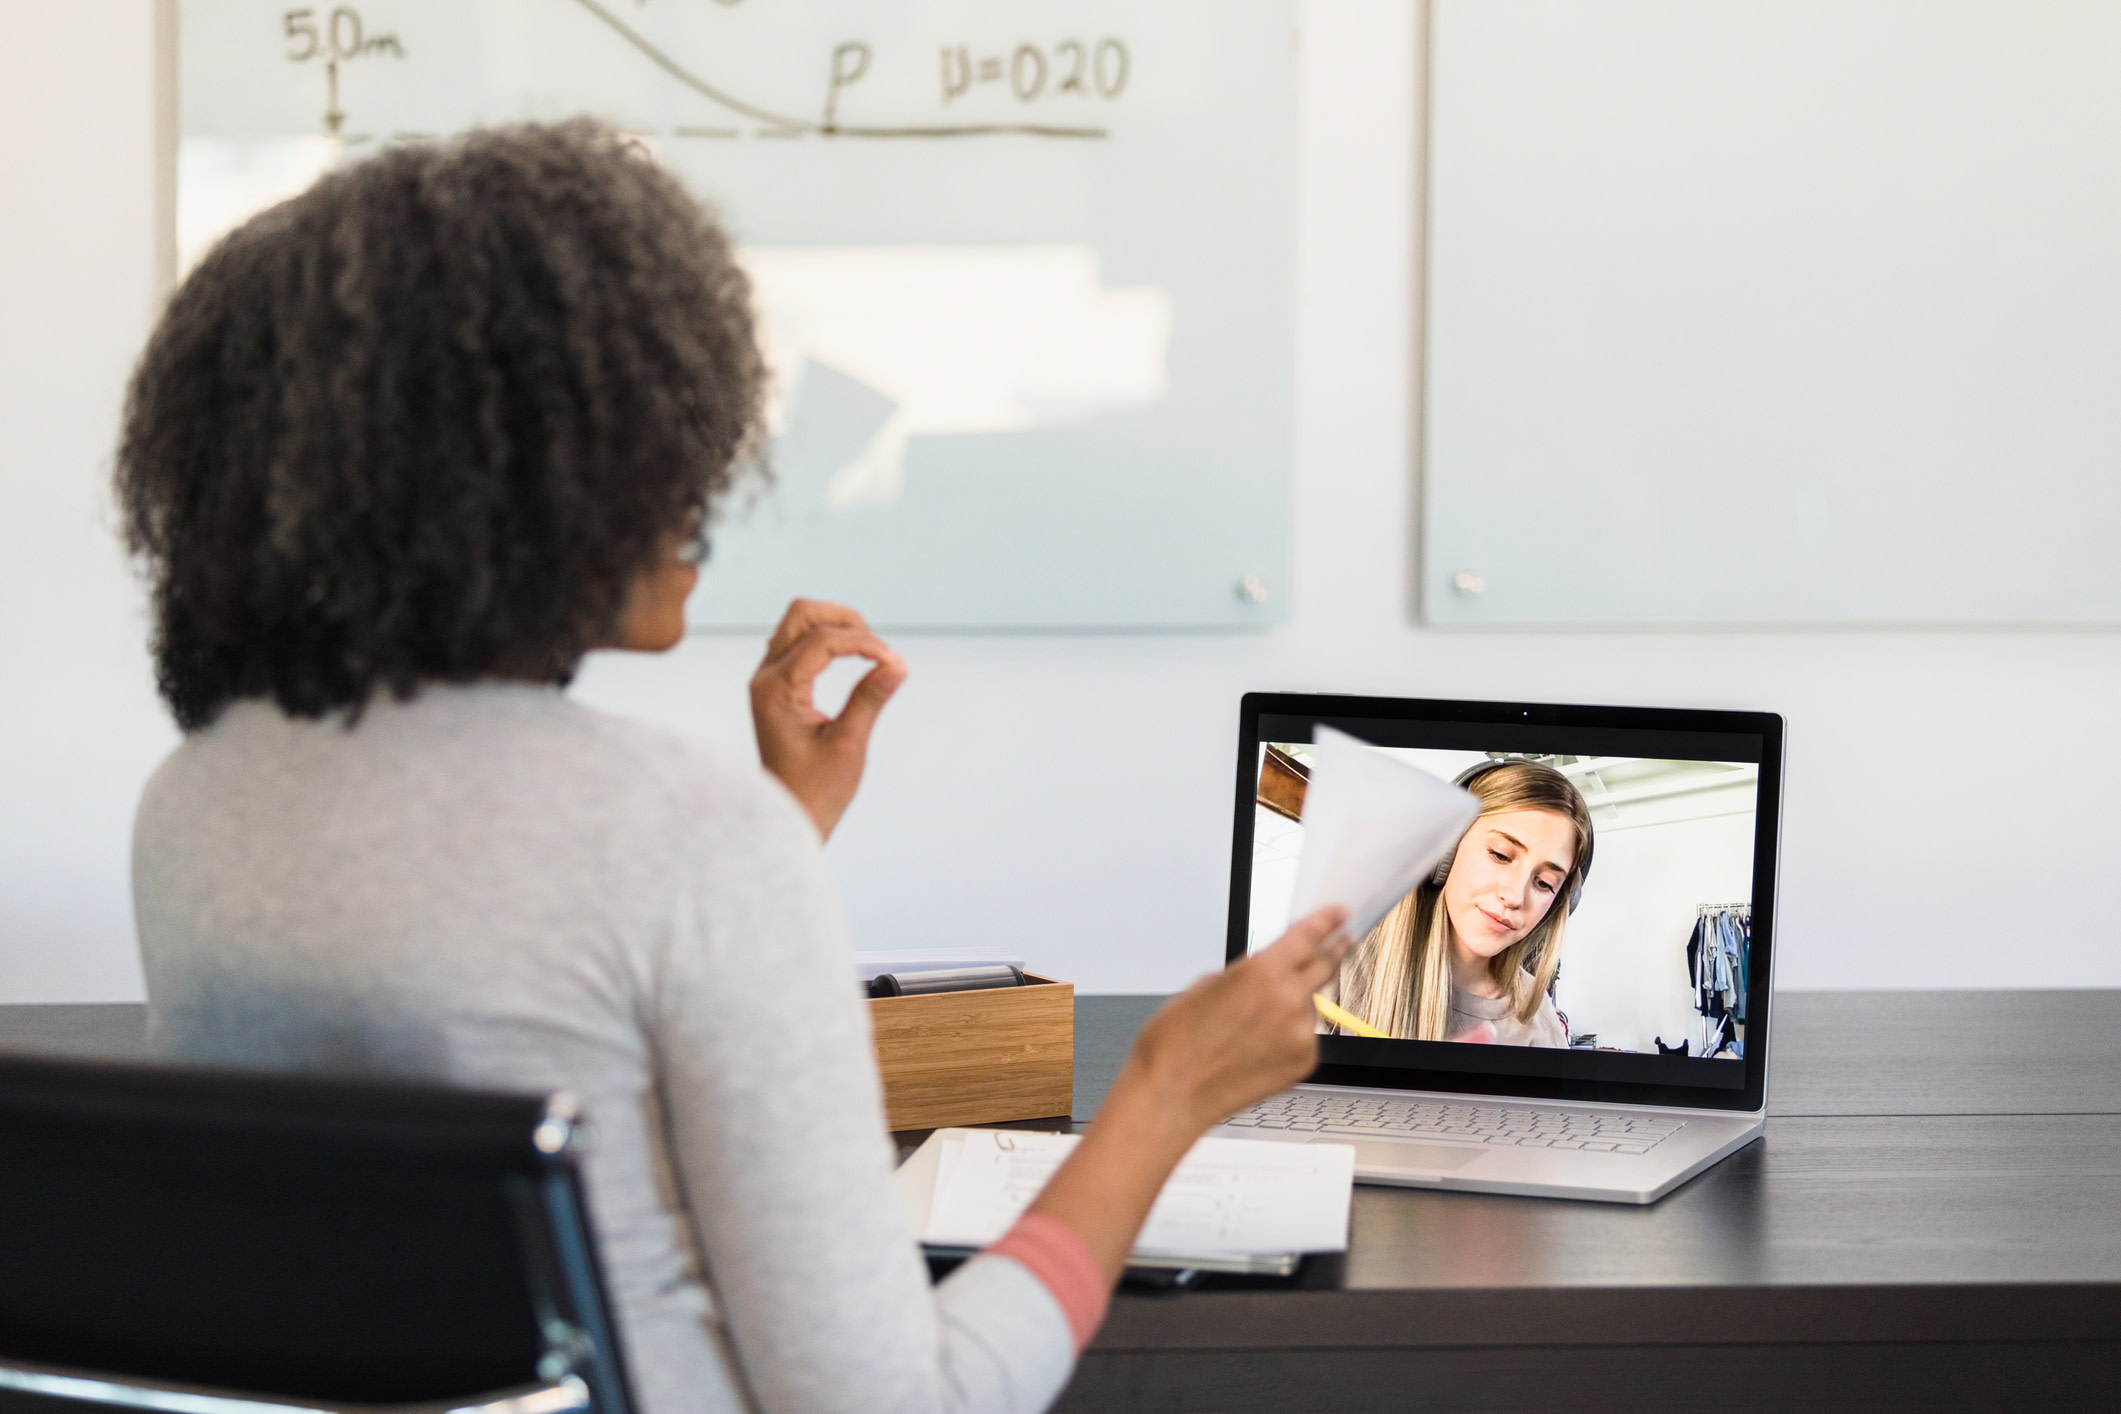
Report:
1023,906,1351,1284
1125,905,1353,1130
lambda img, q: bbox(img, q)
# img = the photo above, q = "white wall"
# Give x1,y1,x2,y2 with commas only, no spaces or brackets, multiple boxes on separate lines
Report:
6,1,2120,1002
1557,810,1755,1055
0,3,173,1002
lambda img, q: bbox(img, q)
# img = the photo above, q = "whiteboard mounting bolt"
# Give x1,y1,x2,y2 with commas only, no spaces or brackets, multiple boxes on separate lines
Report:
1237,574,1269,604
1452,571,1487,597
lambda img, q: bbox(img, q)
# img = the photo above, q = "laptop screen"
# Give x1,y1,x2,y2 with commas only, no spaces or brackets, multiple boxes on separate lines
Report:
1230,695,1783,1113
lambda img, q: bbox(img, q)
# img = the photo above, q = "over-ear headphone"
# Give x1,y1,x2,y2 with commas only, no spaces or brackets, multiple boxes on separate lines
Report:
1428,757,1594,915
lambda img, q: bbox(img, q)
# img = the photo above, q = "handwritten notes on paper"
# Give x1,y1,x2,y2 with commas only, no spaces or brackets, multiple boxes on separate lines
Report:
922,1129,1353,1257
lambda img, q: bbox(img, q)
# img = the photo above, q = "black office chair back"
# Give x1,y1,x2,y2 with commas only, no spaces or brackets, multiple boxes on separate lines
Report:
0,1055,634,1414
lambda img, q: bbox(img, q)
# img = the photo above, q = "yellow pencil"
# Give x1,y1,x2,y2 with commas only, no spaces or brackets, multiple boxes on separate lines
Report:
1313,993,1389,1039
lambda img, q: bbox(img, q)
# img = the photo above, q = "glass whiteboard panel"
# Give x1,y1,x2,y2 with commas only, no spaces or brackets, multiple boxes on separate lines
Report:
178,0,1295,630
1425,0,2121,625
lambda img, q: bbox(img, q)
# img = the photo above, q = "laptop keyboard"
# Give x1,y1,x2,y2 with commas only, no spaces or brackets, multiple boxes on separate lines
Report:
1223,1093,1686,1155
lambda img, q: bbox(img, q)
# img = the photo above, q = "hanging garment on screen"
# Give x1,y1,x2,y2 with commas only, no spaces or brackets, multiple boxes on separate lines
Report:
1686,916,1714,1018
1689,904,1751,1049
1722,909,1751,1024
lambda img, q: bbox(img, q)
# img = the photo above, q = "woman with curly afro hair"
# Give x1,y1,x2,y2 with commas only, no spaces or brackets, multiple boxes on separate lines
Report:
121,120,1348,1414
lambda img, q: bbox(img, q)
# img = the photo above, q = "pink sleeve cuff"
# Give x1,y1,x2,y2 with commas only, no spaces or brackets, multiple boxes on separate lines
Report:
982,1213,1111,1353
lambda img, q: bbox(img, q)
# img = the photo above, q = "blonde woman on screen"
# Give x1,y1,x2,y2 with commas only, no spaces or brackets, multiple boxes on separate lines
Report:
1330,760,1594,1046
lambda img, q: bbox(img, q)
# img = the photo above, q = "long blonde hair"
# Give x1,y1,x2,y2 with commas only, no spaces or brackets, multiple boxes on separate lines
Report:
1333,760,1593,1040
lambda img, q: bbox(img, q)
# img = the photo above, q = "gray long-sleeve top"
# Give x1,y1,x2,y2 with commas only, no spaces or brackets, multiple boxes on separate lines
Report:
132,683,1076,1414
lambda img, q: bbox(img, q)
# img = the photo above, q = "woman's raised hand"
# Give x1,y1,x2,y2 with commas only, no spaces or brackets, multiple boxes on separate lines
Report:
1122,906,1353,1131
749,599,906,840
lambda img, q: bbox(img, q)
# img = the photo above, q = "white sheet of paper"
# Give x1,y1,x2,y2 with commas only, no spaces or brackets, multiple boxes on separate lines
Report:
1286,726,1482,940
922,1129,1354,1256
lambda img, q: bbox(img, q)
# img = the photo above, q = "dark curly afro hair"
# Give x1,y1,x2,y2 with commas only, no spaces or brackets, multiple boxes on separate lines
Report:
117,120,766,731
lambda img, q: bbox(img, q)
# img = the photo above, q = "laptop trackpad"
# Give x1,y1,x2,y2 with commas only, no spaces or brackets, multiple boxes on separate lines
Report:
1311,1137,1482,1172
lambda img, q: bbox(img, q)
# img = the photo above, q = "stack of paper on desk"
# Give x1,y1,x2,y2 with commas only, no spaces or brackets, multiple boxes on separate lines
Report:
1287,725,1481,940
899,1128,1355,1275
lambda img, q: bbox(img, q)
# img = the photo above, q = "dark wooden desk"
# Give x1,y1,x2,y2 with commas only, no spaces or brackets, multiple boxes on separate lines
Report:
1056,990,2121,1413
9,995,2116,1410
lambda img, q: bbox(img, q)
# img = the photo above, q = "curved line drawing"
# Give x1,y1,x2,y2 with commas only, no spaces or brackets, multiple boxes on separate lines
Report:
568,0,1109,140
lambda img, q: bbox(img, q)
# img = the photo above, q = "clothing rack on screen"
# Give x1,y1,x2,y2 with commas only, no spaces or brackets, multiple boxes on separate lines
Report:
1687,904,1751,1058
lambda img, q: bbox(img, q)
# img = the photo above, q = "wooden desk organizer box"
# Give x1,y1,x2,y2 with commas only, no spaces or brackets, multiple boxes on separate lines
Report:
868,974,1073,1132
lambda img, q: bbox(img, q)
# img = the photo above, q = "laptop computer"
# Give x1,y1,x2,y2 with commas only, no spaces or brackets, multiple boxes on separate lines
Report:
1208,693,1783,1204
